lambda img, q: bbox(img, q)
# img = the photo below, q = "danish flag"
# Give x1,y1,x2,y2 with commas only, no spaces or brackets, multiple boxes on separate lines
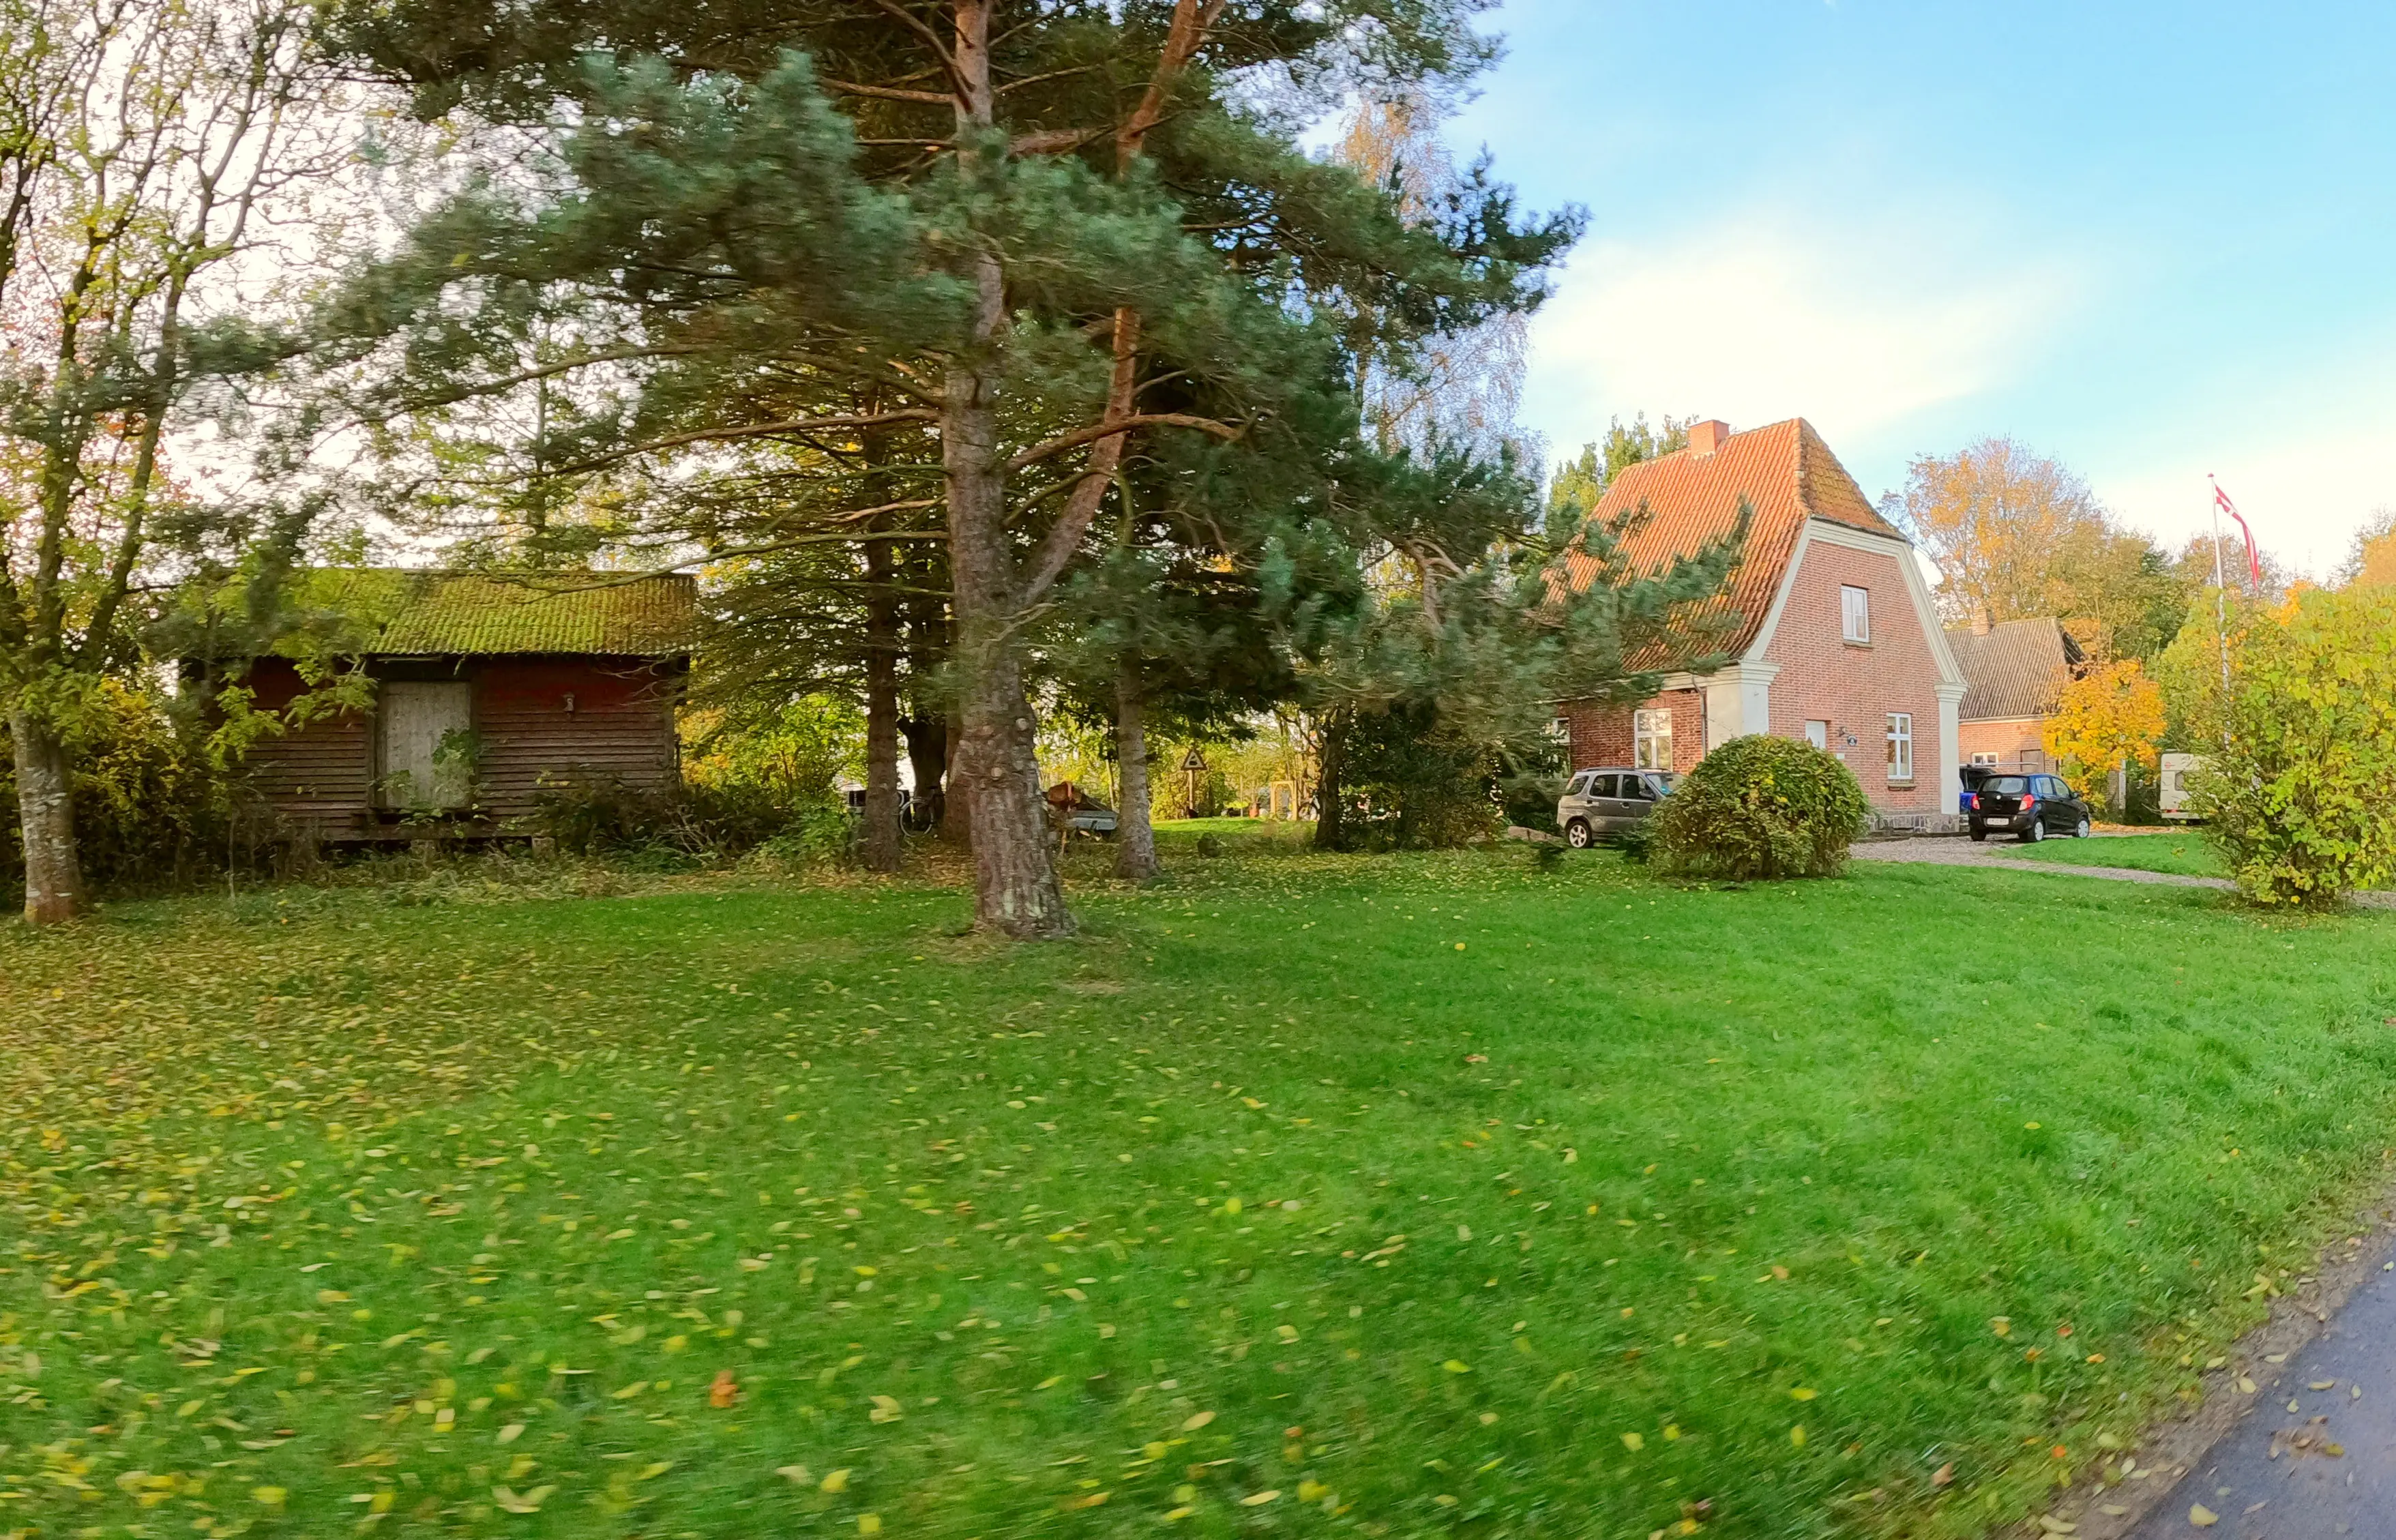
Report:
2213,480,2264,589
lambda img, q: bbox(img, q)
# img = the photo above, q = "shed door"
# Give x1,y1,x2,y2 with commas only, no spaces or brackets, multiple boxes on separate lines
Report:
378,682,473,810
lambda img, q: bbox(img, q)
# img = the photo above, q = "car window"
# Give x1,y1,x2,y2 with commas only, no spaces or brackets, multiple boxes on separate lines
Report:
1587,773,1618,799
1624,777,1656,801
2039,777,2065,798
1565,771,1592,796
1983,776,2028,794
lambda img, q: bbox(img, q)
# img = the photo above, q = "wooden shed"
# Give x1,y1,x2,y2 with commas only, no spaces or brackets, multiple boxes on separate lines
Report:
232,569,694,842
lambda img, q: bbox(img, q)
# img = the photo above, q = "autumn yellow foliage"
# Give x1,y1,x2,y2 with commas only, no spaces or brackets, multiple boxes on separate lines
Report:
2042,659,2166,788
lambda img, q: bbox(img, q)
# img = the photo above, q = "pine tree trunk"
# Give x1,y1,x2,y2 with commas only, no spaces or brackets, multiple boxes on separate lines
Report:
945,261,1066,934
942,0,1071,937
1312,709,1350,852
1112,659,1159,880
10,708,85,925
861,536,904,872
901,713,947,833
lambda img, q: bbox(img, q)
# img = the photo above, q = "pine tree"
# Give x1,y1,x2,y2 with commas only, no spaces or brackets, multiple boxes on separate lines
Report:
319,0,1569,936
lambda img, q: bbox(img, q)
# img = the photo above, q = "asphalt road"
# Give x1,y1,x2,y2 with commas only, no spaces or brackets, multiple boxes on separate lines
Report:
2119,1259,2396,1539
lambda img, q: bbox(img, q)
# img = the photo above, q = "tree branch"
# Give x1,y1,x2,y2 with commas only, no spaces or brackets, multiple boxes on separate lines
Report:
820,77,953,105
866,0,973,101
1006,411,1237,471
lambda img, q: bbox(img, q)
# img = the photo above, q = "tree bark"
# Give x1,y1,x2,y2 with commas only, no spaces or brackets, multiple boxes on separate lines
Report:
10,708,84,925
861,535,904,872
1311,709,1350,852
1112,658,1159,880
941,0,1071,937
900,712,946,832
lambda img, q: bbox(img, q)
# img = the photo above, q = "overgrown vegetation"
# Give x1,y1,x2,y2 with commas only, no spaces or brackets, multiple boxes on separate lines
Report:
0,680,267,900
1648,735,1870,880
2161,587,2396,906
6,848,2396,1539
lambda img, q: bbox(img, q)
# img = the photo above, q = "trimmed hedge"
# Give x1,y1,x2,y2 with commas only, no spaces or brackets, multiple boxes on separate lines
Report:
1648,734,1869,880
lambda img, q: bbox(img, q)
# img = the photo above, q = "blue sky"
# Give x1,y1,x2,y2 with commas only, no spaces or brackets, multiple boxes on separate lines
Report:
1447,0,2396,574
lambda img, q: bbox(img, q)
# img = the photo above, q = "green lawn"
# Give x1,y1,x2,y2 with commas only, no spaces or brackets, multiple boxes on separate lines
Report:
1994,833,2227,879
6,849,2396,1539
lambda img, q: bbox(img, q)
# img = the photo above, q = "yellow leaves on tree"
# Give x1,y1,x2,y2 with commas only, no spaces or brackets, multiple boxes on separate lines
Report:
2042,658,2165,786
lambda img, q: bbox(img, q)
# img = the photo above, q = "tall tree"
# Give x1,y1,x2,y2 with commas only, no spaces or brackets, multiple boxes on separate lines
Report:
322,0,1567,937
1545,412,1689,541
1886,436,2189,661
2336,506,2396,590
1,0,342,923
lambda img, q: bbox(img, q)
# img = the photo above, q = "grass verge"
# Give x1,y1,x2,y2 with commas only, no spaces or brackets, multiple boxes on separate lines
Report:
5,849,2395,1538
1994,833,2227,879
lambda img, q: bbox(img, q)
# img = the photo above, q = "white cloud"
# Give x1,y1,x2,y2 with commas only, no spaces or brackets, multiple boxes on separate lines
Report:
1519,207,2079,458
2092,349,2396,580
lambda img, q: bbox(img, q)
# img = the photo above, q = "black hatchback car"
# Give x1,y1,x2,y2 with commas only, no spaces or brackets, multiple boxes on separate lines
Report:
1966,773,2092,843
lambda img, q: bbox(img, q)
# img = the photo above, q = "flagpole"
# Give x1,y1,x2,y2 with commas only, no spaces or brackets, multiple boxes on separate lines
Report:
2207,473,2232,719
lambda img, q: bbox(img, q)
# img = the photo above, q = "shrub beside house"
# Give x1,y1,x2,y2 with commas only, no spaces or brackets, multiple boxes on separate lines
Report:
1552,418,1967,829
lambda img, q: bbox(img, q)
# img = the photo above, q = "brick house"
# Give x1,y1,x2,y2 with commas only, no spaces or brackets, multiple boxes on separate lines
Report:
1943,616,2085,773
1552,418,1966,823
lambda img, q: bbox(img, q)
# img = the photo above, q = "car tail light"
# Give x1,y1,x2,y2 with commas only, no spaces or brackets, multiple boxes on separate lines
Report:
2022,795,2038,811
1965,792,1979,810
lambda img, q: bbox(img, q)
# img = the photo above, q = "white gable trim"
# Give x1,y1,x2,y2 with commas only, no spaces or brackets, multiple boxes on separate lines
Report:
1779,520,1968,688
1741,521,1815,664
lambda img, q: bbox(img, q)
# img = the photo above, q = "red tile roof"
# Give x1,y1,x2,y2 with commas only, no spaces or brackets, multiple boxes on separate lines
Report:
1554,417,1906,670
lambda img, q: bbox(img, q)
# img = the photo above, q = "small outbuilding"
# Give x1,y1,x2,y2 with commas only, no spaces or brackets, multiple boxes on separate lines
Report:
226,569,694,843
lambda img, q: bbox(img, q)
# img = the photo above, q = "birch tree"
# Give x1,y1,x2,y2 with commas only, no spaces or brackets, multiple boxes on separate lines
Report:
1,0,342,923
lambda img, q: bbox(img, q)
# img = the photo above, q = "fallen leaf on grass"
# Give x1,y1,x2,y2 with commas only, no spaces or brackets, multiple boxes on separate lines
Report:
820,1468,851,1494
492,1485,556,1514
1930,1463,1953,1487
709,1369,738,1408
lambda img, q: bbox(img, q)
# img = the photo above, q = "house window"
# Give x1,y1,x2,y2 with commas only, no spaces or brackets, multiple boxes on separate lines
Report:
1886,712,1914,782
1804,720,1829,751
1841,585,1871,644
1970,751,2000,767
1633,708,1674,771
1548,715,1570,745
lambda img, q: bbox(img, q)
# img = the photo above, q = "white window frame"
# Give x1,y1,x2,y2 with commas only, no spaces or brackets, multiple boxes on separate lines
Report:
1970,751,2000,767
1886,712,1914,782
1803,720,1829,751
1841,584,1871,644
1633,708,1674,771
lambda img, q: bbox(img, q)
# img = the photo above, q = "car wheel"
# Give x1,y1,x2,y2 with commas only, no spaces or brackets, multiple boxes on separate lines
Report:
1565,818,1593,849
1969,830,1986,843
2022,819,2045,844
2075,816,2092,838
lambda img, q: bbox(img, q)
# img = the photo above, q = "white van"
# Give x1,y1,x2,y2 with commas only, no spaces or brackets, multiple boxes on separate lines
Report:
2159,752,2207,823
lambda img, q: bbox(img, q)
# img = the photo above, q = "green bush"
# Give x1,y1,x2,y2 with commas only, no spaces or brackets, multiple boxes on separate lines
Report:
2162,587,2396,907
3,679,263,904
1342,705,1502,850
1647,734,1869,880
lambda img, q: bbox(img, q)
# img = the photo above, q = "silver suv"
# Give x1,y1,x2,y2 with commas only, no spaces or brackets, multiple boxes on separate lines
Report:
1556,767,1675,848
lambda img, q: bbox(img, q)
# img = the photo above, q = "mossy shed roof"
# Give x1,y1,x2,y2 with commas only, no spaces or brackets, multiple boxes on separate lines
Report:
284,569,695,657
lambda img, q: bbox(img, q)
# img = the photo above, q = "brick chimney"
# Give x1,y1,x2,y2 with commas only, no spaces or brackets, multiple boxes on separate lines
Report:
1687,419,1730,455
1971,609,1992,636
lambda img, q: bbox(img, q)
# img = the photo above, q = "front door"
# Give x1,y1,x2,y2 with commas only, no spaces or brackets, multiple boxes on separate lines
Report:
378,681,473,810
